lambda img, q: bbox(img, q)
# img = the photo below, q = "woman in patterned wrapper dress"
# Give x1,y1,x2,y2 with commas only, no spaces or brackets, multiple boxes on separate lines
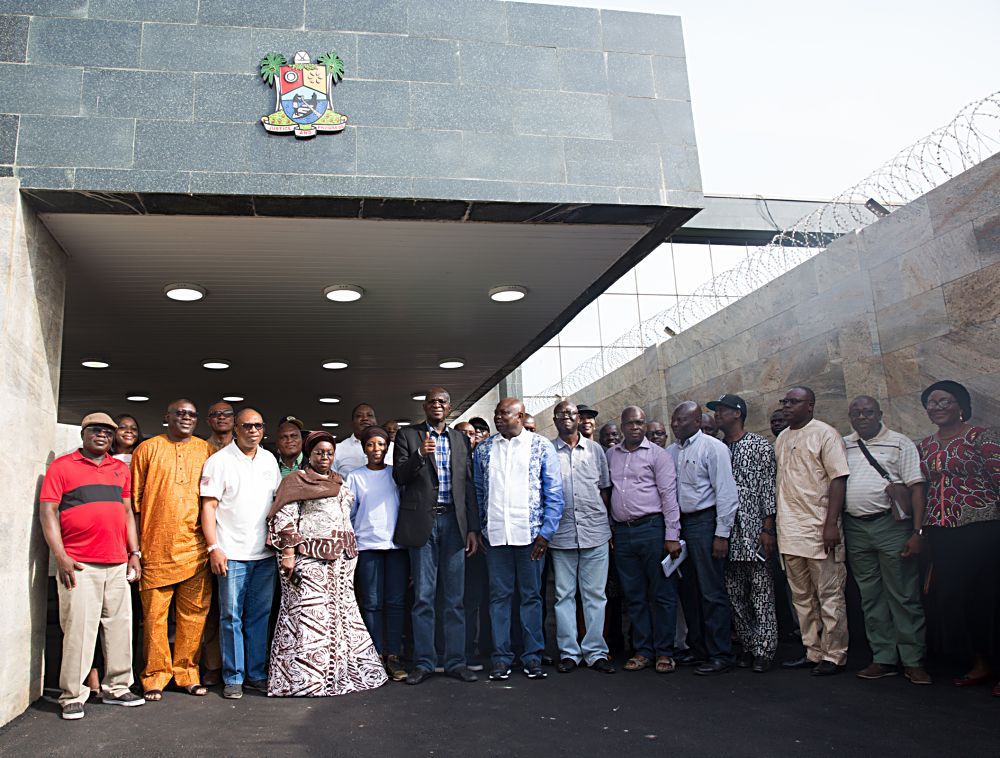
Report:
267,431,388,696
917,380,1000,697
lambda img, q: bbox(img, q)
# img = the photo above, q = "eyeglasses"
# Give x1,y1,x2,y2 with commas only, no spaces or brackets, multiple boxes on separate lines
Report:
925,399,955,410
848,409,879,419
778,398,806,406
553,412,578,419
425,398,448,406
171,409,198,419
209,410,235,418
240,422,265,431
311,450,335,458
85,427,115,438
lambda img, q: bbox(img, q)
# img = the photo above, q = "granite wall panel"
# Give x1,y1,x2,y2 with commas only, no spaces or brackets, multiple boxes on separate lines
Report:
506,2,600,50
0,14,28,62
198,0,304,30
27,17,140,68
87,0,198,23
534,152,1000,441
18,115,133,168
408,0,507,43
84,69,194,120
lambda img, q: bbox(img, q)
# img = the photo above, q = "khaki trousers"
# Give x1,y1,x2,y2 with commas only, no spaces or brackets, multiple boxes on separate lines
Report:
140,567,211,691
57,562,134,706
783,552,849,666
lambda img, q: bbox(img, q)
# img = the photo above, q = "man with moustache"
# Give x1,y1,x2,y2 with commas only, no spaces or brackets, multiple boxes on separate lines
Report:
645,421,668,448
131,399,215,699
205,402,235,452
549,401,615,673
335,403,393,478
200,409,281,699
393,388,481,685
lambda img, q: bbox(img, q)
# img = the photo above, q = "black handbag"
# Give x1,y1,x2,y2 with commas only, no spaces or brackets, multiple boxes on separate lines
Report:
856,439,912,522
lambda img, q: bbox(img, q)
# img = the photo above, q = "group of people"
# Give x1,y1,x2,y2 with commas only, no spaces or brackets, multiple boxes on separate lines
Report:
40,379,999,720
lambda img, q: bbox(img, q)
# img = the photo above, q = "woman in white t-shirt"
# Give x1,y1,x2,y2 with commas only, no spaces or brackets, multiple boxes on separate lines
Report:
345,426,408,682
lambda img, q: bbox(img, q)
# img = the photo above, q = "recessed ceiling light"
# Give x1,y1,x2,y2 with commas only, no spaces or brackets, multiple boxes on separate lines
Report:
164,283,207,302
126,394,149,402
319,396,341,404
322,359,349,370
411,392,427,401
222,395,244,402
321,421,339,428
396,419,412,426
202,359,230,370
323,284,365,302
81,360,109,369
489,285,528,302
439,359,464,369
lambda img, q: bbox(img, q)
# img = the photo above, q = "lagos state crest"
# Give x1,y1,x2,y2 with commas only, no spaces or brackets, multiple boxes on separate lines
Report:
259,50,348,138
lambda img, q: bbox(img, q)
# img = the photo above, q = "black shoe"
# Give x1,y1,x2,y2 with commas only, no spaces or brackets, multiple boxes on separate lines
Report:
736,652,754,668
557,658,577,673
674,650,705,666
244,679,267,692
223,683,243,699
523,664,547,679
694,660,731,676
406,668,433,685
811,660,844,677
541,655,555,667
445,667,478,682
781,656,814,669
488,664,511,681
752,656,772,673
590,657,617,674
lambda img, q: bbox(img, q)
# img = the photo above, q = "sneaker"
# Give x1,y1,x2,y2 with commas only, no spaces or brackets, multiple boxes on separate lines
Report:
101,691,145,707
523,664,547,679
384,655,408,682
488,664,511,681
857,663,898,680
244,679,268,692
61,702,85,720
223,683,243,699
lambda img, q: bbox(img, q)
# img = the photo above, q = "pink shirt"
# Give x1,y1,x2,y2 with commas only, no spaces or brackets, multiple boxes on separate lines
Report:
606,439,680,541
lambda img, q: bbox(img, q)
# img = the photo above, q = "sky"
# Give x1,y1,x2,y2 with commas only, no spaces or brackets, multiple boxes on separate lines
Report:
535,0,1000,199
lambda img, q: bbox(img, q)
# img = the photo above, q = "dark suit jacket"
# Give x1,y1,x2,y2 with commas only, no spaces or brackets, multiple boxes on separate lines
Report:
392,422,479,548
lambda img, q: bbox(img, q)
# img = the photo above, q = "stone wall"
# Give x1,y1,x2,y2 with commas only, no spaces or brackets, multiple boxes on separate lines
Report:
0,177,67,726
0,1,701,207
535,153,1000,440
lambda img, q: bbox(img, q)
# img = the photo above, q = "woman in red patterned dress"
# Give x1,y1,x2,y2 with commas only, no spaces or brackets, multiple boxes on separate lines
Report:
918,381,1000,697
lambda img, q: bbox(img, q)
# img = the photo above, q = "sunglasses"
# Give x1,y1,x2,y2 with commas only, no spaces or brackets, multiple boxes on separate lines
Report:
240,422,265,431
171,409,199,419
209,410,235,418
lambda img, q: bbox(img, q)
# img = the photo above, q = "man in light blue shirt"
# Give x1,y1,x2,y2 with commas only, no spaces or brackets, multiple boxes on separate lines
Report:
667,401,739,675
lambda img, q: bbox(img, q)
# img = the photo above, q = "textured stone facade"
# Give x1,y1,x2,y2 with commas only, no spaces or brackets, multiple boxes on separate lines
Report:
0,177,66,727
0,1,701,206
534,153,1000,440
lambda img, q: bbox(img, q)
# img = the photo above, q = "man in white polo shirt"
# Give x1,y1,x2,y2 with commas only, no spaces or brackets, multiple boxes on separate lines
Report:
200,408,281,700
842,395,930,685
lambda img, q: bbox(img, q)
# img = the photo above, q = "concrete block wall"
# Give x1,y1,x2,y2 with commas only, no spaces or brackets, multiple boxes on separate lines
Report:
0,1,702,206
534,152,1000,440
0,177,67,727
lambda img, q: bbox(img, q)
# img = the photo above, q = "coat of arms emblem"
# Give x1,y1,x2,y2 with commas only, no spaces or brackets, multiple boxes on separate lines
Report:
259,50,348,138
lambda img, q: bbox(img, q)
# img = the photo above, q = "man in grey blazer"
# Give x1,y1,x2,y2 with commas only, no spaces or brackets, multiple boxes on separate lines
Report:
393,387,481,684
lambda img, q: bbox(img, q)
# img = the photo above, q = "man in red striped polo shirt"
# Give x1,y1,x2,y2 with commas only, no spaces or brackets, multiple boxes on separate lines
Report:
39,412,144,720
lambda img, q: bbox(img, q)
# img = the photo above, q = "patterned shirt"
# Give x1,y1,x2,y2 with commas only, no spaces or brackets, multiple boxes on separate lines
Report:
918,426,1000,528
422,421,453,504
725,431,777,561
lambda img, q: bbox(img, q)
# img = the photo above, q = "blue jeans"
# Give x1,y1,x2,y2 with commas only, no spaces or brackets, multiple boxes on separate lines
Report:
613,516,678,658
551,543,610,665
464,550,492,662
218,557,276,685
486,544,545,669
409,511,466,672
355,549,409,656
681,508,735,664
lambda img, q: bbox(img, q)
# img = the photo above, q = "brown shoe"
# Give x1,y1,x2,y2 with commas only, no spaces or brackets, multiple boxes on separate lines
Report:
856,662,898,680
904,666,933,686
384,655,407,682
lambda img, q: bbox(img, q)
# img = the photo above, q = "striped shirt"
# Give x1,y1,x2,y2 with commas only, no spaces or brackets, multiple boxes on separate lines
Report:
844,424,924,517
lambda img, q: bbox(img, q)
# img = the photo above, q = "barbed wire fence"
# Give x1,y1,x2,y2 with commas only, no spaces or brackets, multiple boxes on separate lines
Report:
525,89,1000,414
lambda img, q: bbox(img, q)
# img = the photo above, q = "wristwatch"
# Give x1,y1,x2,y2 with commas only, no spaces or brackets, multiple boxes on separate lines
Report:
913,528,925,537
129,550,142,559
207,543,220,553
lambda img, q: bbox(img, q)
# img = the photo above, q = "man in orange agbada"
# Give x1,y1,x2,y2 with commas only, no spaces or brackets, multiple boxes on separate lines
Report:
131,398,215,700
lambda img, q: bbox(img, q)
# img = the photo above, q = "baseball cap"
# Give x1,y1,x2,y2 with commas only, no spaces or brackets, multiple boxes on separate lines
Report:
278,415,305,430
576,404,599,419
706,394,747,421
81,412,118,430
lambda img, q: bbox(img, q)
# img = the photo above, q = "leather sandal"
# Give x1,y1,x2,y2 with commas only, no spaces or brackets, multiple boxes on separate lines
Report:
655,656,676,674
143,689,163,701
624,655,651,671
183,684,208,696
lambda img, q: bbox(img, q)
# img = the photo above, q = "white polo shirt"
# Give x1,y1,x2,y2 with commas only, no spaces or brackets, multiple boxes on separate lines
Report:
200,441,281,560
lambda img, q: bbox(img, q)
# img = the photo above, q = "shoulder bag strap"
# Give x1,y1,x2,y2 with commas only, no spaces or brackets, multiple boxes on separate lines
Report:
856,438,893,482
